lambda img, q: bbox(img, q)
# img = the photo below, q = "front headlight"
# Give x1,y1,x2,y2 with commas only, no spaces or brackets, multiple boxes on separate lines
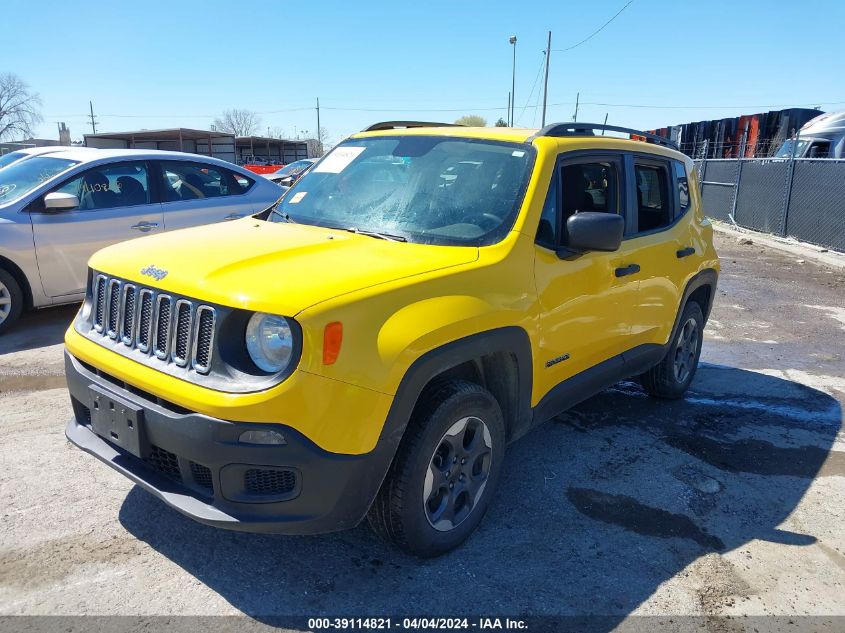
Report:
245,313,295,373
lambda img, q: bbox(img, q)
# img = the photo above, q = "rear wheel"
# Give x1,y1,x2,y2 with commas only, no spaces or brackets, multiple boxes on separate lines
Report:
0,268,23,335
368,380,505,557
638,301,704,399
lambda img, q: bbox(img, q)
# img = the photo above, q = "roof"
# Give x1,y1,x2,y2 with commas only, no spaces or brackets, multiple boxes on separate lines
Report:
84,128,235,141
236,135,307,145
40,148,252,168
354,126,537,143
10,146,97,157
352,123,686,158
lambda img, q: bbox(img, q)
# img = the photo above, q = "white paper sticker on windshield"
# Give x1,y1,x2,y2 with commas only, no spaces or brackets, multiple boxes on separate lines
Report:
289,191,307,204
313,146,366,173
512,150,526,157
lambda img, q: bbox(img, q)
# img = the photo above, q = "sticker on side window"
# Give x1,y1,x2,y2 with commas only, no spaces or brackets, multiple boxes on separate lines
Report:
313,146,366,173
289,191,307,204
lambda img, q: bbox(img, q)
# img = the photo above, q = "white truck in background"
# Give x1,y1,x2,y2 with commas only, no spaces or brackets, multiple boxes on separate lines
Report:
775,111,845,158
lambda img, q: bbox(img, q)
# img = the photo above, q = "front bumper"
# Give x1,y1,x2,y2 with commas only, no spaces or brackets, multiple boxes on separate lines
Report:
64,351,393,534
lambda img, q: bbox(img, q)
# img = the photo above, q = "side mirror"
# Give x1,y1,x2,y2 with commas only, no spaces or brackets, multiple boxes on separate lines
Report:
561,211,624,255
43,192,80,211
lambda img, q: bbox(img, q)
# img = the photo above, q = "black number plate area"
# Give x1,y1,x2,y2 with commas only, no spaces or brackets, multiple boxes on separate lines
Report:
89,384,146,458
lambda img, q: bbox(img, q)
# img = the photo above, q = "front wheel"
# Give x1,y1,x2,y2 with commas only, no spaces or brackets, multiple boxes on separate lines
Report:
638,301,705,399
0,268,23,335
368,380,506,557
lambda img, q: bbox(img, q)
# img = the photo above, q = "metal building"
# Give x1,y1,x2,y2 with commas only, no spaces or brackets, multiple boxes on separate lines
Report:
84,128,309,165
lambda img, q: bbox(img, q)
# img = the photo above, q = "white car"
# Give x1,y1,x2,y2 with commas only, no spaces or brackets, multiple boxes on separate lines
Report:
0,148,285,333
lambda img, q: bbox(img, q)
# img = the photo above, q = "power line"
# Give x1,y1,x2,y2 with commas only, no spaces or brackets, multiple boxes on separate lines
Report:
516,53,546,125
45,98,845,122
552,0,634,52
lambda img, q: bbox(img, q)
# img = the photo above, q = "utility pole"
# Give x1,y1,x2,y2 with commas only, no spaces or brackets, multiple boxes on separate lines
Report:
509,35,517,126
602,112,608,134
572,92,579,122
316,97,322,155
507,92,511,126
541,31,552,127
88,101,98,134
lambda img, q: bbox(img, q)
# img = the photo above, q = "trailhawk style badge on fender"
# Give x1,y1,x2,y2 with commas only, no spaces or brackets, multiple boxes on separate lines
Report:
64,120,719,557
140,265,168,281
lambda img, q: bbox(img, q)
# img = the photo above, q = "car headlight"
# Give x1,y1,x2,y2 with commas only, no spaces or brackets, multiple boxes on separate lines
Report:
245,313,295,373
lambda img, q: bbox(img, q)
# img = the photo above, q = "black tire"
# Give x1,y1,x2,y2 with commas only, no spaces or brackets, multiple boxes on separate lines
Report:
368,380,506,557
638,301,704,399
0,267,24,335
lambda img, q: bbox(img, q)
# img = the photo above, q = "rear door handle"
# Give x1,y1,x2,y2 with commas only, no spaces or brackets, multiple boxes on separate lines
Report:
676,246,695,258
224,213,244,221
614,264,641,278
130,221,159,232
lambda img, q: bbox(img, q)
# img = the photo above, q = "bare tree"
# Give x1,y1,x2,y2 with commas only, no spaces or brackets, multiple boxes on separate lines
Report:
212,108,261,137
0,73,43,141
307,126,331,157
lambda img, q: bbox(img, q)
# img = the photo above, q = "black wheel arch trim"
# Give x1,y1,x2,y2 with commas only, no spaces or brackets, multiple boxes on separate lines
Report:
357,327,535,521
671,268,718,344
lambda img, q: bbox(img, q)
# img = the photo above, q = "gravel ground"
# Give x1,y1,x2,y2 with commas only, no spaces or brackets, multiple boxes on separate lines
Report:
0,231,843,628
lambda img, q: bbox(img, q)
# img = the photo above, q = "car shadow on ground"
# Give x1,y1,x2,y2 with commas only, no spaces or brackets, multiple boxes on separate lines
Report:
118,364,842,627
0,304,78,354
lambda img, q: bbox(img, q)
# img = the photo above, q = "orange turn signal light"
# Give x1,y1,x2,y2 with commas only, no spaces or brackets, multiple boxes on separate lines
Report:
323,322,343,365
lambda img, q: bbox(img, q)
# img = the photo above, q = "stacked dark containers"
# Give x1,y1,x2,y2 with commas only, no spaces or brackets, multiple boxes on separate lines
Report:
649,108,821,159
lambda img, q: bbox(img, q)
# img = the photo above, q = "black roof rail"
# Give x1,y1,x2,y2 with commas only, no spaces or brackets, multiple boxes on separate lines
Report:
532,122,678,150
362,121,462,132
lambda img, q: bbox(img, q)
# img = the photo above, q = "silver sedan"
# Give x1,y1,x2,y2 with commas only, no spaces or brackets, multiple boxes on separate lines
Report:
0,148,284,333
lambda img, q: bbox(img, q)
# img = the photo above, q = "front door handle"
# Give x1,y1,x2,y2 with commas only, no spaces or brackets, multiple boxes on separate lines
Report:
676,246,696,258
224,213,244,221
615,264,641,278
130,221,159,232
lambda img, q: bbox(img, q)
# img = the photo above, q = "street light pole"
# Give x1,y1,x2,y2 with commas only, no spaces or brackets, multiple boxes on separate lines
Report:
509,35,517,126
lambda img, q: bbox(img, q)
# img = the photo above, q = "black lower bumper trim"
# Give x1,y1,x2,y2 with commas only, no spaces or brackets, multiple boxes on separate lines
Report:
64,351,392,534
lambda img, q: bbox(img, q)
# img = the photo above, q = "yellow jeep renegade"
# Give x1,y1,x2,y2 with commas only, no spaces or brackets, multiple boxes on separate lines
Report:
65,122,719,556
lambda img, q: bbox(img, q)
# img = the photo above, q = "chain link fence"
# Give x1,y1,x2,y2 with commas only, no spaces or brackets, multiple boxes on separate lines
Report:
696,158,845,253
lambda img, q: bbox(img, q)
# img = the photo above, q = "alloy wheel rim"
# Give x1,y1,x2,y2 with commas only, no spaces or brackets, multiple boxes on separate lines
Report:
673,317,699,383
0,279,10,325
423,416,493,532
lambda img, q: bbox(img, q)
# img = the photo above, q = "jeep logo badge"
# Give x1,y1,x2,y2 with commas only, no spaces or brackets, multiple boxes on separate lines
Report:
140,265,168,281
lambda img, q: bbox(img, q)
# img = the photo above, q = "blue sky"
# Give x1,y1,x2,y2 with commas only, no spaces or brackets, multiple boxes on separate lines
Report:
6,0,845,145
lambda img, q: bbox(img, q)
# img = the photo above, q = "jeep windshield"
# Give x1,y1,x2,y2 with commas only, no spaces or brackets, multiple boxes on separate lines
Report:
268,136,535,245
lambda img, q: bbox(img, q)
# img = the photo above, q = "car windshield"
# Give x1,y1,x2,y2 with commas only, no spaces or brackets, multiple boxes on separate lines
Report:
0,156,80,205
274,160,312,175
0,151,27,170
269,136,535,245
775,138,811,158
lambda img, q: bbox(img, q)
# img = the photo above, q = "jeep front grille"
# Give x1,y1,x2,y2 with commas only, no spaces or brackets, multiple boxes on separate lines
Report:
91,274,215,375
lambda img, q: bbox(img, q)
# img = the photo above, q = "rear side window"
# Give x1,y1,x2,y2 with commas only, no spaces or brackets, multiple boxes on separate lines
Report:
674,161,690,217
634,162,671,232
159,161,253,202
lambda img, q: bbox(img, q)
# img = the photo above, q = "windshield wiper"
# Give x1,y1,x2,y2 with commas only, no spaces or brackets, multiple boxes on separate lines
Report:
271,207,297,223
345,227,407,242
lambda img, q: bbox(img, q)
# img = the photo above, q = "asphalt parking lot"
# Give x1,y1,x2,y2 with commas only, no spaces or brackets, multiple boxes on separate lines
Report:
0,231,843,626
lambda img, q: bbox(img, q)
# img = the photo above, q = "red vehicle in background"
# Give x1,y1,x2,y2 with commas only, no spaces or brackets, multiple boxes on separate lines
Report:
240,155,285,174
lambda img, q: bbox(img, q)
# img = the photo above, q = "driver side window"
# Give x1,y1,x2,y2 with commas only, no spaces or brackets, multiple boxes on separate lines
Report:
51,162,150,211
536,156,621,248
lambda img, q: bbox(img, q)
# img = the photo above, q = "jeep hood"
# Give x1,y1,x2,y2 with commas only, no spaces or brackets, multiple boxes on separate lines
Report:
88,219,479,315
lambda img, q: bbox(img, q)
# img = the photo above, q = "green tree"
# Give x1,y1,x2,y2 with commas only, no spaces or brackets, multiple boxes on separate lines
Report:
494,118,508,127
454,115,487,127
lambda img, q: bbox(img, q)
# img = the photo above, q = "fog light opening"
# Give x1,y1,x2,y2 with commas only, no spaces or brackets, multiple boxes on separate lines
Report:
238,429,287,445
